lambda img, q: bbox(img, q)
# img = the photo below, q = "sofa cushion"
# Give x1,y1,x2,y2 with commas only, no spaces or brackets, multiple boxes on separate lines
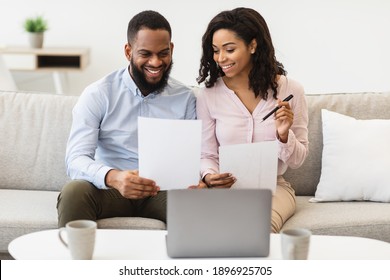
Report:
0,189,59,252
283,196,390,243
0,91,78,191
97,217,166,230
284,92,390,196
312,109,390,202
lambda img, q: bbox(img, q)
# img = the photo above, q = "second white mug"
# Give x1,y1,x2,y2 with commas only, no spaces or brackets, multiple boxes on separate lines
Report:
280,228,311,260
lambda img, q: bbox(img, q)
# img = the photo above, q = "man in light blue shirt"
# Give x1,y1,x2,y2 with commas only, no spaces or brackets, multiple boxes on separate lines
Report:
57,11,196,227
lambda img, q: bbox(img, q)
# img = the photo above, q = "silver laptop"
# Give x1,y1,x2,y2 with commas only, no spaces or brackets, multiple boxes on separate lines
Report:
166,188,272,258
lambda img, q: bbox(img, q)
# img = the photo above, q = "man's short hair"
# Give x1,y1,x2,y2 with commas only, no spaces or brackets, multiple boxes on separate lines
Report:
127,10,172,43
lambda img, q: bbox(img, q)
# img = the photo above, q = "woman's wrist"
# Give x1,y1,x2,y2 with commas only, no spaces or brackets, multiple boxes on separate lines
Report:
277,131,288,143
202,174,212,188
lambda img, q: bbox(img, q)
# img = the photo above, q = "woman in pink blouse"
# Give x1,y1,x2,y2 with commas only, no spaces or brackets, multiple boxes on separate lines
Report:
196,7,309,232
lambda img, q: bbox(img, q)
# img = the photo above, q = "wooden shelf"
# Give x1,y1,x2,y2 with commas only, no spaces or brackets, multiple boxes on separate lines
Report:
0,46,90,94
0,46,90,71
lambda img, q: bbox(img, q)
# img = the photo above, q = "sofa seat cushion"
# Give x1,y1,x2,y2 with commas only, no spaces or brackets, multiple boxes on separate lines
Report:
283,196,390,242
0,189,166,253
97,217,166,230
0,189,59,252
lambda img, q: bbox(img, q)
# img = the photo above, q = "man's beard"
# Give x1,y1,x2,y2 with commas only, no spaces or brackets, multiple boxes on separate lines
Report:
130,59,173,95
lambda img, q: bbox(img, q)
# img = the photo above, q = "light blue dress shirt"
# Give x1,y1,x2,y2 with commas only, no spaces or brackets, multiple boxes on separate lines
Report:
65,67,196,189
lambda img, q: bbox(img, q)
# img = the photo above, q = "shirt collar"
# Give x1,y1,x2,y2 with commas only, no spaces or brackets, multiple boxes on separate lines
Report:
122,67,140,97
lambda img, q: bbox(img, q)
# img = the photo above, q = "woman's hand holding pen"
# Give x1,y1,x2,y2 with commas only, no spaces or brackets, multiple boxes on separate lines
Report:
275,98,294,143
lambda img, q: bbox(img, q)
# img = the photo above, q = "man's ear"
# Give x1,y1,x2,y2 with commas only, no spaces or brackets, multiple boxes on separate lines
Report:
170,42,174,56
124,43,132,61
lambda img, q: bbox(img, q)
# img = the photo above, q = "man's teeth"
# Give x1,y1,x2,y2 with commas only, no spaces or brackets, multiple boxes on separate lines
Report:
147,69,160,74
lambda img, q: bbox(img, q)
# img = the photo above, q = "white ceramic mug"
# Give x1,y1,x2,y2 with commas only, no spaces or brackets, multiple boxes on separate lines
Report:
58,220,97,260
281,228,311,260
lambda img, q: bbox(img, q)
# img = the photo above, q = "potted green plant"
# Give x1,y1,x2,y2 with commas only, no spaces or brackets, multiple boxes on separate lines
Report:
23,15,48,48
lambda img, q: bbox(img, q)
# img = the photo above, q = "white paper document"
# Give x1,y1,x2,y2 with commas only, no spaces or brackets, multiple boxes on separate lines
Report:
219,141,278,193
138,117,201,190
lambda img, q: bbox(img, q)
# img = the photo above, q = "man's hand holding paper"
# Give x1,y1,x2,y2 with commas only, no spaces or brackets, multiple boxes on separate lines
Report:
138,117,202,190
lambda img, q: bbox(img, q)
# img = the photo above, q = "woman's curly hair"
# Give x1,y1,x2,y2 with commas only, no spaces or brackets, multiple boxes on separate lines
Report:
197,7,286,100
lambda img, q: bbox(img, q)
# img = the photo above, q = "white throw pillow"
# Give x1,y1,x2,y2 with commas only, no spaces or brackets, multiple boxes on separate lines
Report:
311,109,390,202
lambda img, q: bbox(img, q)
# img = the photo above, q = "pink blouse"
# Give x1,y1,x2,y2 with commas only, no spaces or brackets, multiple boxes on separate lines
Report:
196,76,309,178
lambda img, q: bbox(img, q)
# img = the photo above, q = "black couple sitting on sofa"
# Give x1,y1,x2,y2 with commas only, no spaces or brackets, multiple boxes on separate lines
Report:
57,8,308,234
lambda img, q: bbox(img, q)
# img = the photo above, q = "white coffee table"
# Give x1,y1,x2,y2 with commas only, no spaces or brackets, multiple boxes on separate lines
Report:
8,229,390,260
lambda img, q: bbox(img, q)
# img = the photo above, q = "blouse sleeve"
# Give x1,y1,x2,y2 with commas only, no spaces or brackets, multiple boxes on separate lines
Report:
277,81,309,169
196,88,220,178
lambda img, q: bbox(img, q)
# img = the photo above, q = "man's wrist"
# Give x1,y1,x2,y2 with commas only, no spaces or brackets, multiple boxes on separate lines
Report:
105,169,117,189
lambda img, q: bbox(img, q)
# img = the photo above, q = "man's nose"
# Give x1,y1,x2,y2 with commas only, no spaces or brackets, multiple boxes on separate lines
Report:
148,55,163,66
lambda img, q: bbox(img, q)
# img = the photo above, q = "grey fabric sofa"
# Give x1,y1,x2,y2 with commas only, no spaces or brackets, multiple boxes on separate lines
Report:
283,92,390,242
0,91,165,258
1,90,389,258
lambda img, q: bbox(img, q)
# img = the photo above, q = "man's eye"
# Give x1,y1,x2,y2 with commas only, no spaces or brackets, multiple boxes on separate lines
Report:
159,52,170,57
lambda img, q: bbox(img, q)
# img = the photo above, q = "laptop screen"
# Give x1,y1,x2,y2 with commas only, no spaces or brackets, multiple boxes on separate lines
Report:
166,188,272,258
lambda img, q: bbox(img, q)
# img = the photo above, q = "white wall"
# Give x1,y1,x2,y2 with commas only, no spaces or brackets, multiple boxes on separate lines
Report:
1,0,389,95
